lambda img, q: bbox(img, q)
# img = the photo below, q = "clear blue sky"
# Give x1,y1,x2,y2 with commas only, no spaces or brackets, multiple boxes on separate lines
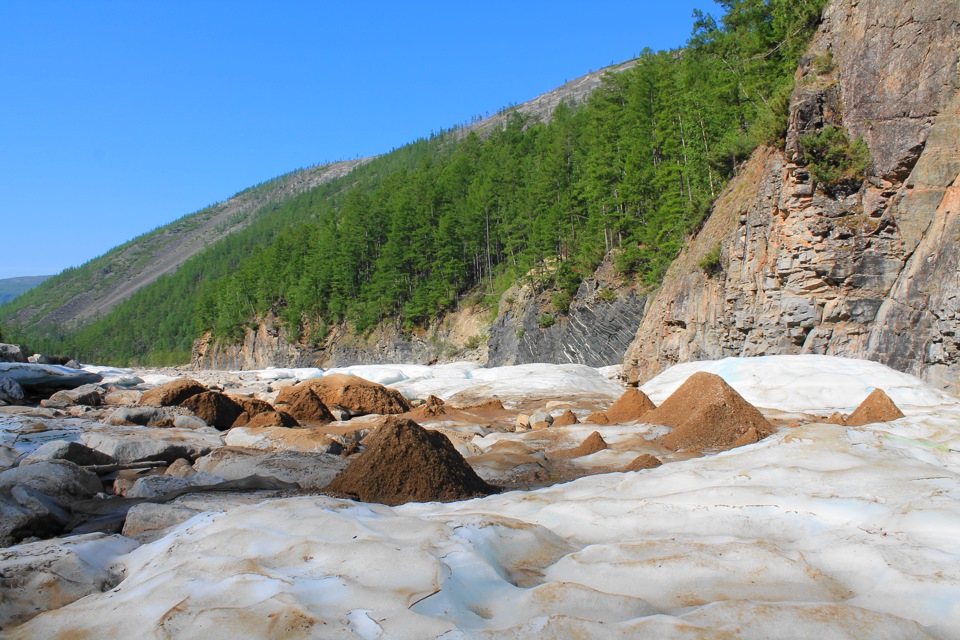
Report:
0,1,719,280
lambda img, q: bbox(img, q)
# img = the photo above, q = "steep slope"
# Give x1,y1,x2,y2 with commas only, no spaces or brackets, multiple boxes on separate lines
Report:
623,0,960,391
3,59,633,350
2,159,369,332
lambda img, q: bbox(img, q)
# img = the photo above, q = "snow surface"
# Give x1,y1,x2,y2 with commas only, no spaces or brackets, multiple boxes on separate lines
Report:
16,355,960,637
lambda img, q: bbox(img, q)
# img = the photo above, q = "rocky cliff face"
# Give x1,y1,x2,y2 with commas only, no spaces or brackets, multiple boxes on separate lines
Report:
487,260,647,368
192,307,491,370
623,0,960,390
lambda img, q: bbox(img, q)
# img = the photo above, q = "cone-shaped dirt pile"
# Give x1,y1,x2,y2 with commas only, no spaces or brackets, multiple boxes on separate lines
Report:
845,389,905,426
326,417,497,505
555,431,608,459
604,388,657,423
647,372,773,453
624,454,662,471
552,410,580,427
276,386,335,425
410,395,446,420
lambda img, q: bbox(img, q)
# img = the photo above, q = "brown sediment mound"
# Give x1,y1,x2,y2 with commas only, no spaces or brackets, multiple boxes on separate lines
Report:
845,389,905,426
555,431,608,459
648,371,773,453
230,397,277,427
457,398,506,412
275,386,335,425
409,395,446,419
299,374,411,415
246,410,300,428
624,454,662,471
140,379,207,407
326,417,497,506
825,411,847,426
552,410,580,427
584,411,611,425
604,388,656,424
180,391,244,430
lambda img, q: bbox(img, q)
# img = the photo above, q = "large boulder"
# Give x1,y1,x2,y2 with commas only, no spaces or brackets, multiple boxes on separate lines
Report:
125,472,224,499
326,417,497,506
0,362,102,392
19,441,115,467
0,533,138,628
224,426,343,454
106,406,176,427
121,503,202,542
180,391,244,430
47,384,103,407
80,427,223,464
0,376,25,404
0,460,102,503
193,447,346,490
139,378,207,407
296,374,411,416
0,343,28,363
646,372,774,453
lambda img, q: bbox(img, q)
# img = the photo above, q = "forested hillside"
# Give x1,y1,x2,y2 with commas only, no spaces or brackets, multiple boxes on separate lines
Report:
3,0,829,365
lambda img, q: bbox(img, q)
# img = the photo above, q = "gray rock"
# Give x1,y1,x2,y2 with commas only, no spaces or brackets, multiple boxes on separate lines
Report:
0,533,138,628
47,383,103,406
27,354,73,366
121,503,202,542
0,460,102,503
106,406,171,426
103,389,143,405
173,414,208,430
488,273,648,368
0,362,102,391
530,410,554,425
124,472,224,499
81,427,223,464
0,376,24,404
0,344,27,363
19,440,116,467
194,447,346,490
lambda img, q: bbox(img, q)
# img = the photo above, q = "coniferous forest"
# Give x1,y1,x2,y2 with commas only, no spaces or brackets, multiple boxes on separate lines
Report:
3,0,828,365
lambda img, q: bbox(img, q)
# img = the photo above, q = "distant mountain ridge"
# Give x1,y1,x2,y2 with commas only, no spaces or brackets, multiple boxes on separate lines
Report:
0,275,52,306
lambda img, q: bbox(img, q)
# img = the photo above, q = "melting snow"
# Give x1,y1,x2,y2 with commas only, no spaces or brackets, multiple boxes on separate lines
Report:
13,355,960,638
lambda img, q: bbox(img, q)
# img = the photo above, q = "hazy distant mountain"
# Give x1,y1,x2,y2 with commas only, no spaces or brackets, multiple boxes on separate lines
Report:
0,275,52,305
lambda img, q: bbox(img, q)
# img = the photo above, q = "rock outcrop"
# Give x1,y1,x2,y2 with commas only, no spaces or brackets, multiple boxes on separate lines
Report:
488,260,648,368
624,0,960,392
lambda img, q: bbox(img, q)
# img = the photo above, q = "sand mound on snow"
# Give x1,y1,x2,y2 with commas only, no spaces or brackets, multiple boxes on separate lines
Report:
409,395,446,420
554,431,608,459
552,409,579,427
326,417,497,505
604,388,656,423
845,389,905,426
647,372,773,453
299,374,411,416
625,454,662,471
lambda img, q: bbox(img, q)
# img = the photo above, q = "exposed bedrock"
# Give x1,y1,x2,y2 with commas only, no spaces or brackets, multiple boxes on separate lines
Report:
487,268,647,368
624,0,960,392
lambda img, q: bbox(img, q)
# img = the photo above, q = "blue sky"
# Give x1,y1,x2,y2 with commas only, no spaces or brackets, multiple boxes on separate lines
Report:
0,1,719,280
